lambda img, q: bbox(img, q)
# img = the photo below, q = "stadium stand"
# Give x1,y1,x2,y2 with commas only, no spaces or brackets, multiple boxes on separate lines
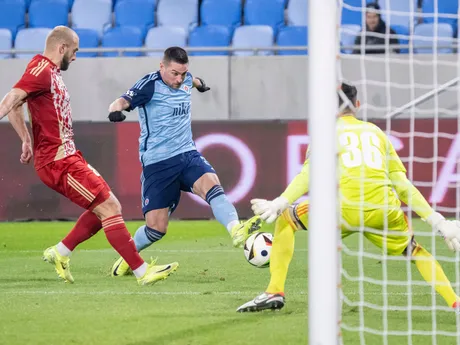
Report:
232,25,274,56
144,26,188,57
73,28,99,57
15,28,51,59
0,29,13,59
277,26,307,55
189,25,232,56
200,0,242,31
0,0,455,58
413,22,454,54
29,0,69,28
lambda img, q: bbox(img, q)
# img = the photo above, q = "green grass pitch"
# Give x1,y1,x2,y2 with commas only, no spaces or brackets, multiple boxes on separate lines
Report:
0,219,459,345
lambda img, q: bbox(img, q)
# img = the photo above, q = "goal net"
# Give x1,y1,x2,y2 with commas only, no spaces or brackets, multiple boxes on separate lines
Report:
336,0,460,344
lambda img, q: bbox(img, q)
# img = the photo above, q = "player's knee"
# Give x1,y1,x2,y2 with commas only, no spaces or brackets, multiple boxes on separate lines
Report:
92,194,122,219
146,217,168,233
205,184,225,204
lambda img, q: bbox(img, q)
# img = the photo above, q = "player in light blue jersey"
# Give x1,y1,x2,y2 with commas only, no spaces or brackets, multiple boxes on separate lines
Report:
107,47,262,277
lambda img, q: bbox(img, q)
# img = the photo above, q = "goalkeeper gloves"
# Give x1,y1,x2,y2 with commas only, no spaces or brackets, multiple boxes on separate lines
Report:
251,196,290,224
195,77,211,93
426,212,460,251
108,111,126,122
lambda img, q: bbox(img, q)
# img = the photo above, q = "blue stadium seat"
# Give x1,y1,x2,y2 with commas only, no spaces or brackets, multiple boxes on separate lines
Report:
244,0,285,34
15,28,51,59
101,27,144,57
72,0,112,36
391,25,410,54
114,0,155,38
29,0,69,28
157,0,199,31
378,0,418,29
340,24,361,54
113,0,156,9
144,26,187,57
232,25,274,56
74,28,99,58
341,0,366,26
0,29,13,59
422,0,458,26
189,25,232,56
413,23,454,54
0,0,26,39
201,0,242,30
287,0,307,26
277,26,307,55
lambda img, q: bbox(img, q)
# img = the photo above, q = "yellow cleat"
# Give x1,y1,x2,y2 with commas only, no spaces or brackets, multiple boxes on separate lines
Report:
43,246,74,283
137,261,179,286
231,215,263,248
111,257,133,277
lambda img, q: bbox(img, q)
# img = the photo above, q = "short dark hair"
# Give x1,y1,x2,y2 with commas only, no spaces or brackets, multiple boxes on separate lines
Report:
338,82,358,108
163,46,189,65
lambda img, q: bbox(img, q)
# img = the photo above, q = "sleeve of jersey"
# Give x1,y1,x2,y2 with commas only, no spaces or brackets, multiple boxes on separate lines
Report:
386,134,406,173
121,78,155,111
281,157,310,204
389,171,434,220
13,65,50,95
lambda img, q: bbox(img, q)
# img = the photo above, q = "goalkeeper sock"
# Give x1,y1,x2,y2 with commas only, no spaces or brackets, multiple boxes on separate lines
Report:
61,210,102,253
266,212,296,294
206,185,239,233
412,245,459,306
133,225,165,252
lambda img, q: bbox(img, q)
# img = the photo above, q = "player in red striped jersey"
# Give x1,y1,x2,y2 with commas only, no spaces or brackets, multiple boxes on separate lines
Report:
0,26,178,285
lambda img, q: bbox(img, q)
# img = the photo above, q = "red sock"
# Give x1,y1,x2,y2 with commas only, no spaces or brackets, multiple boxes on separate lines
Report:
62,210,102,251
102,215,144,271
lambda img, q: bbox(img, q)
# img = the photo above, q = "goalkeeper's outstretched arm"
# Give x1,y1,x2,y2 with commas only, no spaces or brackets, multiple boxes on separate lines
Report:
251,159,310,223
389,168,460,251
389,171,434,220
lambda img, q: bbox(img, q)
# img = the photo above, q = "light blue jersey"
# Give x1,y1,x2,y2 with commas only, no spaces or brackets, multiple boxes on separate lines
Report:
121,71,196,166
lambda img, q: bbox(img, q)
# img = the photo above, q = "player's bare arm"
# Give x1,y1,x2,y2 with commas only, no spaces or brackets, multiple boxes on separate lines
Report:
8,102,33,164
109,97,131,113
107,97,130,122
0,88,28,120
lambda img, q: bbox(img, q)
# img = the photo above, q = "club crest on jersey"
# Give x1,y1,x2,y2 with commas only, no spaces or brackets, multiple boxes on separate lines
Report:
183,85,189,92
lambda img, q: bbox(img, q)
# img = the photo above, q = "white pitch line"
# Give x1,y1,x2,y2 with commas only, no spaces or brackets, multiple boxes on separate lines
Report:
0,249,310,254
1,290,435,296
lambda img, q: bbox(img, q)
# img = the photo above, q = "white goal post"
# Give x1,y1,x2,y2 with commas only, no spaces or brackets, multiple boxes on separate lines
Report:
308,0,339,344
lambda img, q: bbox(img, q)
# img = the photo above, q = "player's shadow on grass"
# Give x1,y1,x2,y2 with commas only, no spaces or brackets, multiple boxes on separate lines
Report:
125,316,266,345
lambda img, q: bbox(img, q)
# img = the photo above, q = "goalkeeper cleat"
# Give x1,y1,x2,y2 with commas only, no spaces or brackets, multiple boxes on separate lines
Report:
231,215,262,248
137,260,179,286
112,257,133,277
43,246,74,284
236,292,285,313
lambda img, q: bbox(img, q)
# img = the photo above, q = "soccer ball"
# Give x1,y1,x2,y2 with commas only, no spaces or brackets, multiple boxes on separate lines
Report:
243,232,273,268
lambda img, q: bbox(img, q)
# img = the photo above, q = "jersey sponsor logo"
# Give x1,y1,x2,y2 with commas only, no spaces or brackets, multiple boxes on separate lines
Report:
172,102,191,116
30,59,49,77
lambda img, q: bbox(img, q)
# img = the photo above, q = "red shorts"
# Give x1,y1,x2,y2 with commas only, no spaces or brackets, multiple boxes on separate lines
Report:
36,151,111,211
